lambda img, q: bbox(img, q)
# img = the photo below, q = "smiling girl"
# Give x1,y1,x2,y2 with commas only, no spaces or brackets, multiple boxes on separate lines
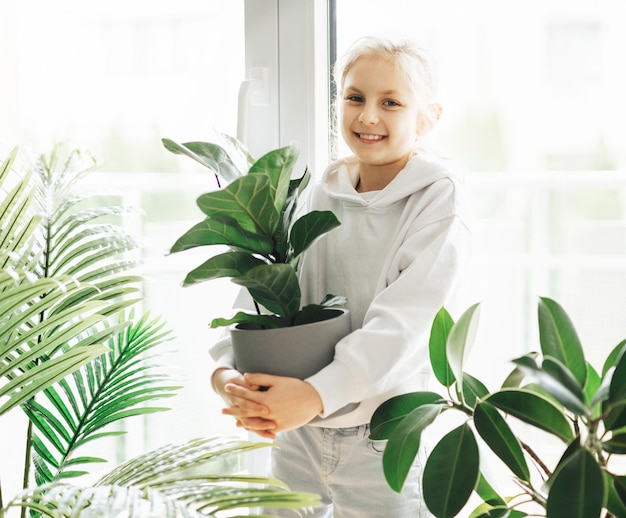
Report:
211,35,472,517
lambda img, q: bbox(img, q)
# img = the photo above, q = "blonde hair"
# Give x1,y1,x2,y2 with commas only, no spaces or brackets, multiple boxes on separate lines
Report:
333,35,440,135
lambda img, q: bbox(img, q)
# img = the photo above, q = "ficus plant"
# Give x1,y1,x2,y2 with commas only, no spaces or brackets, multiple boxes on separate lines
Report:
162,135,344,329
370,297,626,518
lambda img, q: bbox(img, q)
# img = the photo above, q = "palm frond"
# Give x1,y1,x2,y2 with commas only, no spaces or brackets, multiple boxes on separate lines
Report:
0,271,128,416
0,149,40,271
7,437,321,517
24,311,178,483
32,143,139,284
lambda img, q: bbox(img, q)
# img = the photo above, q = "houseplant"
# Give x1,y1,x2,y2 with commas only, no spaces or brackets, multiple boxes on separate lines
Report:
370,297,626,518
162,135,350,378
0,144,320,517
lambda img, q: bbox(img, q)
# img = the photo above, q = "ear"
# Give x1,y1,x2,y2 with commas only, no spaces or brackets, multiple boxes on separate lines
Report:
417,103,443,136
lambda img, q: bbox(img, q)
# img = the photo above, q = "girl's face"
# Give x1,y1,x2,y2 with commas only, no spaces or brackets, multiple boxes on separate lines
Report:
340,54,422,177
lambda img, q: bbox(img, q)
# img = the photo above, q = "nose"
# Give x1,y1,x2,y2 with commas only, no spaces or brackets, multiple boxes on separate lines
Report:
358,103,378,125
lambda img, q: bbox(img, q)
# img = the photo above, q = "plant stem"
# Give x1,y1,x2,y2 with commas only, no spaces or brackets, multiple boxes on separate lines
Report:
20,419,33,518
253,300,266,329
521,441,551,479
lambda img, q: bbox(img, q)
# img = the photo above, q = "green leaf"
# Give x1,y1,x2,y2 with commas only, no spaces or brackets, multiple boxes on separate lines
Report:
289,210,341,259
602,339,626,377
447,303,481,401
383,403,443,492
249,144,299,213
511,356,587,415
473,472,506,507
170,216,274,255
181,251,267,286
233,263,301,324
546,448,604,518
161,139,244,182
609,345,626,405
423,423,479,518
486,388,574,442
429,307,456,387
1,346,110,415
602,432,626,454
462,373,490,408
210,312,285,329
538,297,586,387
219,132,255,169
197,174,279,236
607,474,626,517
584,363,602,416
370,392,445,440
474,402,530,482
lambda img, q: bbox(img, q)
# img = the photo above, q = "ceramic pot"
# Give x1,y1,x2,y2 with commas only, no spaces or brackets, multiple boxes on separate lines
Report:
230,308,351,379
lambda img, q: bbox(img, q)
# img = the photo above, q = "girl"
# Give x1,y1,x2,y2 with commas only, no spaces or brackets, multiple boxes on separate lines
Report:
210,35,472,517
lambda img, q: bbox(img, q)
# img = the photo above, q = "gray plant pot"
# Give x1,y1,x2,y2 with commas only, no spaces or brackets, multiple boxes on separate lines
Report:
230,308,351,379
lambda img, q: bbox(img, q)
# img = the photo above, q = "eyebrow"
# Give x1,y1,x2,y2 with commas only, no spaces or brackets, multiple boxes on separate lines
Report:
343,86,402,96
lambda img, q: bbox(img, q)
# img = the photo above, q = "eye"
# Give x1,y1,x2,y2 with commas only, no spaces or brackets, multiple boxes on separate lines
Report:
345,94,364,103
382,99,401,107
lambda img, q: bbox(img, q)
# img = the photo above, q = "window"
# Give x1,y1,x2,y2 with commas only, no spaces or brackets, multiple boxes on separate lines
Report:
333,0,626,380
1,0,247,493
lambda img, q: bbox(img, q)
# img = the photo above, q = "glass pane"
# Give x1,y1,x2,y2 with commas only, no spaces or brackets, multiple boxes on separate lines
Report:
335,1,626,384
1,0,246,497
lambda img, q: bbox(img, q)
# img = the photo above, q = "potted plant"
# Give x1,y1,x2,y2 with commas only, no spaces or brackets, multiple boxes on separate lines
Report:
370,297,626,518
162,135,350,378
0,144,320,517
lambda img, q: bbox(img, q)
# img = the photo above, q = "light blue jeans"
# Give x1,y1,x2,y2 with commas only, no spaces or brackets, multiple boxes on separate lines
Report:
265,424,432,517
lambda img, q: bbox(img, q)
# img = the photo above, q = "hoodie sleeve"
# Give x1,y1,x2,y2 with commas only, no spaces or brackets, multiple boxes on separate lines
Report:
306,184,472,417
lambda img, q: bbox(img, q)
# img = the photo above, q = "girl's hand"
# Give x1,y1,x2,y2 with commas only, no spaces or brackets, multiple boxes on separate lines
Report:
222,373,323,435
212,368,275,436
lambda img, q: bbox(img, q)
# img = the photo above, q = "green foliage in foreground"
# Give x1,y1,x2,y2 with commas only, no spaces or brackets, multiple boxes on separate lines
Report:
371,297,626,518
1,144,321,517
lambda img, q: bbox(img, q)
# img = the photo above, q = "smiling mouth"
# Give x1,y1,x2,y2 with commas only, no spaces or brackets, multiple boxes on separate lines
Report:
356,133,386,142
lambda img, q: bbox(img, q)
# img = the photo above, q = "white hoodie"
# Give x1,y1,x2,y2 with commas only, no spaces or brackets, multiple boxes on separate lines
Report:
298,152,472,427
209,152,472,429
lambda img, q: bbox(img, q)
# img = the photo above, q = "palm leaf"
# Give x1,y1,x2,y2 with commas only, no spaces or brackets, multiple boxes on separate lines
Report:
8,438,321,517
24,311,177,483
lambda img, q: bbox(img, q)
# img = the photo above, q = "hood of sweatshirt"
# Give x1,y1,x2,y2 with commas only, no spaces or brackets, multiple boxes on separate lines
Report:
321,152,461,209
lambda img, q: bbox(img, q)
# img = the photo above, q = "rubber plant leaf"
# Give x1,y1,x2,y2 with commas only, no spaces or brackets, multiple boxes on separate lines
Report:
196,174,279,236
602,339,626,377
290,210,341,259
473,472,507,507
546,448,604,518
369,392,444,440
486,388,574,442
474,402,531,482
181,251,266,286
170,216,274,255
423,422,479,518
538,297,586,387
232,263,300,324
462,372,490,409
606,348,626,431
161,139,244,182
429,306,456,387
447,302,481,402
584,362,602,418
606,474,626,517
382,403,443,492
511,355,587,415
